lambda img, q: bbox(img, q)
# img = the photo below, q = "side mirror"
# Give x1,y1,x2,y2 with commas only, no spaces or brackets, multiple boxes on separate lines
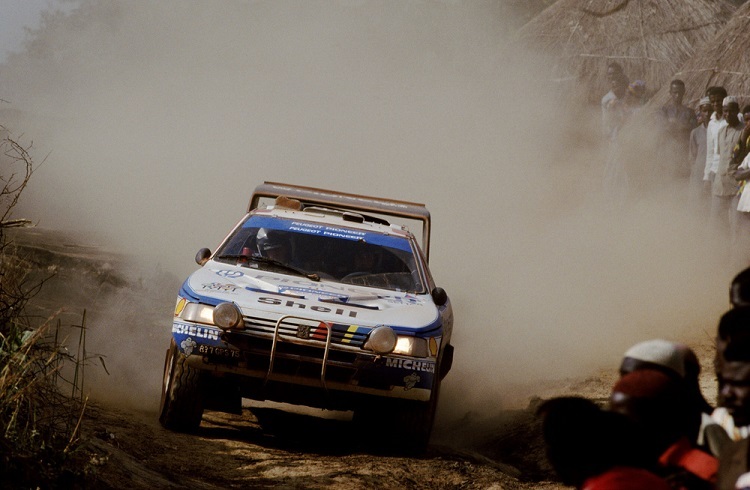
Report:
431,287,448,306
195,248,211,266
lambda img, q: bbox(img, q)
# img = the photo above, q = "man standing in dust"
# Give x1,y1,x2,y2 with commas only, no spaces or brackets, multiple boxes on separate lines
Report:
601,62,628,140
660,79,697,180
712,96,743,238
705,87,727,186
690,97,712,207
705,87,728,229
602,68,632,207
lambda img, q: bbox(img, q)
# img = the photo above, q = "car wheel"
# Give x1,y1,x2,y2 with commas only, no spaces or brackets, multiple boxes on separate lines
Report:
353,377,441,455
158,339,205,432
394,379,441,453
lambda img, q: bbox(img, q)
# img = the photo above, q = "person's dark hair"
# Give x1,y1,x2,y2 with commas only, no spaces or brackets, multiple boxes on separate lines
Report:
538,397,643,486
670,80,685,90
723,333,750,362
708,86,728,99
743,105,750,115
718,306,750,341
731,267,750,307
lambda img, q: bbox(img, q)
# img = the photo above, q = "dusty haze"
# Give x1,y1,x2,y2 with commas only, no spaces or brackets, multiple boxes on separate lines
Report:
0,1,735,426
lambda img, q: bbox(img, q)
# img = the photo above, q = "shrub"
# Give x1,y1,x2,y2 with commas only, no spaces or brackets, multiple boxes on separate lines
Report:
0,127,91,487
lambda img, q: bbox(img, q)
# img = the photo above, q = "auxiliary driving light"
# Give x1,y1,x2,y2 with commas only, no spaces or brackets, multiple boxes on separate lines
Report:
213,302,244,330
365,326,397,355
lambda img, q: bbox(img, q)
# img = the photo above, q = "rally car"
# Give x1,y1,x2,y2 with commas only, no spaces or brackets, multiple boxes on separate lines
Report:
159,182,453,450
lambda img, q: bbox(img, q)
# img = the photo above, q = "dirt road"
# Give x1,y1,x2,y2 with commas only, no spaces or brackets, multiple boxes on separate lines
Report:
80,401,561,489
11,227,717,489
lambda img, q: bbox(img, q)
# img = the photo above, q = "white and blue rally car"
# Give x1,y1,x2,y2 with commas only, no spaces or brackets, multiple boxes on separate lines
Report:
159,182,453,450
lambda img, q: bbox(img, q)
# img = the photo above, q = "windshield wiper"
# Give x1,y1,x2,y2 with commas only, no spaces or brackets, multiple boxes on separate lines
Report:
246,255,320,282
319,295,380,310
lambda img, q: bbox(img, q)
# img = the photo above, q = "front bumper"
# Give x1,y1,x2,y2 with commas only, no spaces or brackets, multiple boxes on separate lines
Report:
171,317,438,407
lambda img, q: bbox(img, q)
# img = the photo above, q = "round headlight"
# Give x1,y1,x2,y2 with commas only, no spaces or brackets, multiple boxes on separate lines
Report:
213,302,244,330
367,326,397,354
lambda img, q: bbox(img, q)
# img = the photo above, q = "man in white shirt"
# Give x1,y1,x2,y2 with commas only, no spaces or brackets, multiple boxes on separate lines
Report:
713,97,743,237
705,87,728,181
690,97,713,205
705,87,729,230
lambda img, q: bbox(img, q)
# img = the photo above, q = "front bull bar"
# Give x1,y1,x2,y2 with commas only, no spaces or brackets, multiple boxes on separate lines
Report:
264,315,333,392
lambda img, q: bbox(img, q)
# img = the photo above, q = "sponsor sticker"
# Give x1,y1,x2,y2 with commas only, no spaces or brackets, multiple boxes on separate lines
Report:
172,322,221,342
201,282,240,293
385,358,435,373
181,337,197,356
403,372,420,390
257,297,358,318
341,325,360,344
213,269,244,279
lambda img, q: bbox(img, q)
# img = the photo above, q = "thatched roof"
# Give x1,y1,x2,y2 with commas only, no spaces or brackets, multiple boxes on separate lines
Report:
516,0,736,104
649,2,750,108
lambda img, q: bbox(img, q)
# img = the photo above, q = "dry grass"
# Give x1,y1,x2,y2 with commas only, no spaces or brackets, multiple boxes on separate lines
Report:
649,2,750,108
0,127,95,487
515,0,736,105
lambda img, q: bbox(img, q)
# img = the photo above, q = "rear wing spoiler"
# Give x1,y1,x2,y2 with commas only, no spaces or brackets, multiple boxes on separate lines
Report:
248,181,432,261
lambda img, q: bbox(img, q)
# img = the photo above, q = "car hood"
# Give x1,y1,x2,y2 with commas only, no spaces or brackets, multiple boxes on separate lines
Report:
179,261,439,331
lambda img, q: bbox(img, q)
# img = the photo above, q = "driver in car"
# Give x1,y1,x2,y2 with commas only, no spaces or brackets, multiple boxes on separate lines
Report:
258,233,291,264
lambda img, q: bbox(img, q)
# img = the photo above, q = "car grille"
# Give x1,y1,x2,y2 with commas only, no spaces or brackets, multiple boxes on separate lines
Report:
242,313,369,348
218,314,374,385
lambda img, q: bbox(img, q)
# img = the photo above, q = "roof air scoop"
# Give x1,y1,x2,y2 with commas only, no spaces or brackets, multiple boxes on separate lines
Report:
342,212,365,223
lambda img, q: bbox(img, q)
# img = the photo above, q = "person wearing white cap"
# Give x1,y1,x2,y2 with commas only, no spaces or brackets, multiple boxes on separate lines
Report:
690,97,715,206
711,95,743,234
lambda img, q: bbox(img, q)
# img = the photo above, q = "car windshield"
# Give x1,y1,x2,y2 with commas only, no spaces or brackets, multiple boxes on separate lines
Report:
215,215,425,293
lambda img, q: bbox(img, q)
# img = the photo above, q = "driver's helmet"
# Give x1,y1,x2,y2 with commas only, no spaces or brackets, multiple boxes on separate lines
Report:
256,229,288,256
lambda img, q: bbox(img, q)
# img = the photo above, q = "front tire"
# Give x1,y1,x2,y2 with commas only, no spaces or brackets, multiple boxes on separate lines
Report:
353,378,441,455
159,339,205,431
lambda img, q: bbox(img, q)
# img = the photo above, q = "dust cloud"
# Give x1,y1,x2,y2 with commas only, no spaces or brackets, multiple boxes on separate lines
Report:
0,1,735,423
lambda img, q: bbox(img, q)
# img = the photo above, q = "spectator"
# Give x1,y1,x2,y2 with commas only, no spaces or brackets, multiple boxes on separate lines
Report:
732,106,750,267
737,105,750,162
711,96,743,234
702,308,750,464
713,334,750,489
538,396,670,489
602,70,631,141
602,62,627,123
715,307,750,396
705,87,728,199
660,80,698,179
610,370,718,489
730,268,750,308
602,70,632,206
619,339,713,419
690,97,713,202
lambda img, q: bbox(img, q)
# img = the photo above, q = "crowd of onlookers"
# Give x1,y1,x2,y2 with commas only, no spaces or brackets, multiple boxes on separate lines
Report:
534,65,750,489
600,62,750,269
538,269,750,489
538,268,750,490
